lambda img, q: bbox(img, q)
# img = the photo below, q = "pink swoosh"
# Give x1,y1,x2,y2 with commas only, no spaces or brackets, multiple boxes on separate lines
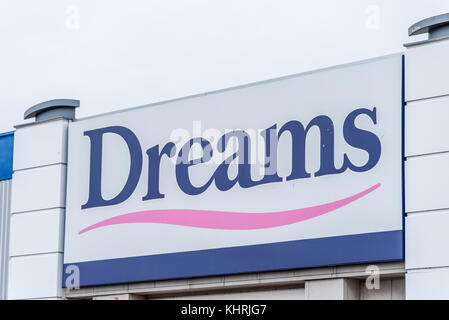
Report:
79,183,380,234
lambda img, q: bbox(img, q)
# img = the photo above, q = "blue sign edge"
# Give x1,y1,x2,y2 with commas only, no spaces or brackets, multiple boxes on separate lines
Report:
63,230,403,287
401,54,406,260
0,131,14,181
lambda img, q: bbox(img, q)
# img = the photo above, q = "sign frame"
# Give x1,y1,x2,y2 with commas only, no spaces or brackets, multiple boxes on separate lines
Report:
63,54,405,287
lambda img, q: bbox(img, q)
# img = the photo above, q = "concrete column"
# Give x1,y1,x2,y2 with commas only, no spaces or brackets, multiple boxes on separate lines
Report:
0,132,13,299
304,279,359,300
404,13,449,299
7,99,78,300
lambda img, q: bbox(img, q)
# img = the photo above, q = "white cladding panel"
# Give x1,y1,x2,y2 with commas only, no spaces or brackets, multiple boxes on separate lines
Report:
406,210,449,269
10,165,66,213
7,253,63,299
405,39,449,102
406,96,449,157
9,209,64,256
406,268,449,300
13,120,68,171
405,153,449,213
404,36,449,301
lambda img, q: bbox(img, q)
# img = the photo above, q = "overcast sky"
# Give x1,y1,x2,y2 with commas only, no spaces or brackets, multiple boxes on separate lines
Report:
0,1,448,132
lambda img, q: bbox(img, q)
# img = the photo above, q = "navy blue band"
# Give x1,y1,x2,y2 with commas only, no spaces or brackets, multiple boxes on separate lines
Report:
63,230,403,287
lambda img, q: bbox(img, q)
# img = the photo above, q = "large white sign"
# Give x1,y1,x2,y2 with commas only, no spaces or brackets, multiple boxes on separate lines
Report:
63,54,403,287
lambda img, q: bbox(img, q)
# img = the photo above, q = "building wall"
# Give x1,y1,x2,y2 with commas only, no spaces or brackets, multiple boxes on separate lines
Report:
0,132,13,300
6,119,68,300
0,179,12,300
405,37,449,299
65,262,405,300
88,277,406,300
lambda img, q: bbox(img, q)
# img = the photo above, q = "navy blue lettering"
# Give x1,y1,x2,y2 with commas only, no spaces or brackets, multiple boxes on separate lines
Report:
342,107,381,172
142,142,176,200
82,126,142,209
278,116,344,181
175,138,214,195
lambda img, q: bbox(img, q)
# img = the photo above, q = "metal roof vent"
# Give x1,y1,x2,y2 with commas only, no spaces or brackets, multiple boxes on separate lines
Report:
24,99,80,122
409,13,449,40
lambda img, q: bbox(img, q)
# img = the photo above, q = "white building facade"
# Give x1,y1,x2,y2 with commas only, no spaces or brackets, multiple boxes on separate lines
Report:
0,13,449,300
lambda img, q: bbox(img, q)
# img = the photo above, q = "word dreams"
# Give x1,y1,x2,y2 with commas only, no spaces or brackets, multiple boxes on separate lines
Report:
82,107,381,209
